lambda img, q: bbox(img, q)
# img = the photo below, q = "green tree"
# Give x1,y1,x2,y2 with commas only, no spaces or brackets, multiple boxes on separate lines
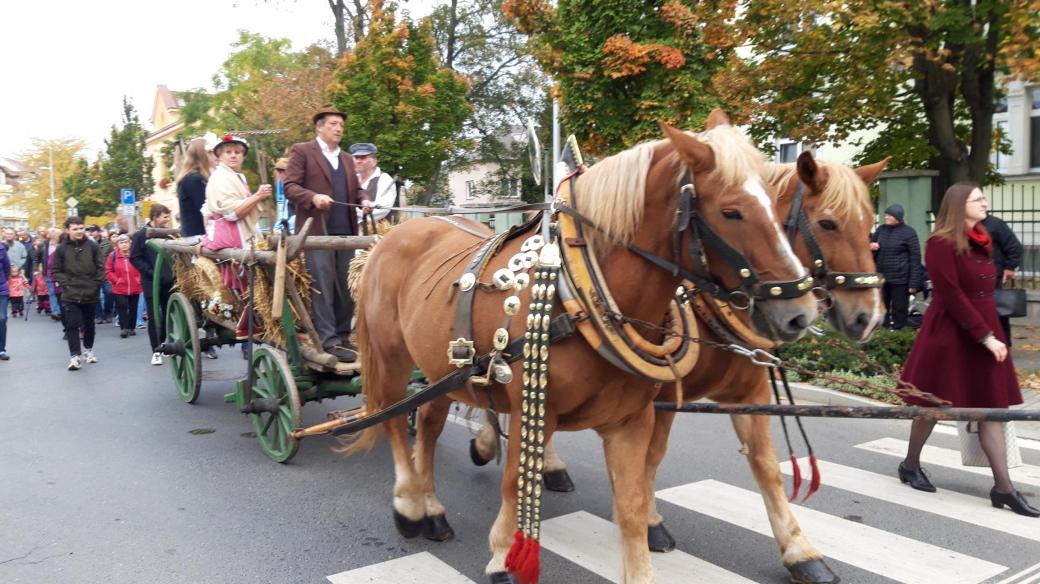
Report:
178,32,339,183
327,2,472,204
430,0,550,203
62,155,109,218
504,0,735,155
714,0,1040,200
11,138,87,228
100,97,154,209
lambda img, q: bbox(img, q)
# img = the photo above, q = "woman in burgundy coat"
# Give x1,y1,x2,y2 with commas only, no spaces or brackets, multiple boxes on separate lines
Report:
898,182,1038,517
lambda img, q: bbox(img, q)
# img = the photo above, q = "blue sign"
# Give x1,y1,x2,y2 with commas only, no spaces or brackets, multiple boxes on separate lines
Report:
120,188,135,206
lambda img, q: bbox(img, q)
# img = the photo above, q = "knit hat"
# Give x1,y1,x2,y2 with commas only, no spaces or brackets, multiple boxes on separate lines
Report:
884,204,905,222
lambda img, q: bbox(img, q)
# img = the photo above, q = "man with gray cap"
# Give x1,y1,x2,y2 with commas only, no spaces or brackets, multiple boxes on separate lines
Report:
349,143,397,223
870,203,923,329
284,105,371,363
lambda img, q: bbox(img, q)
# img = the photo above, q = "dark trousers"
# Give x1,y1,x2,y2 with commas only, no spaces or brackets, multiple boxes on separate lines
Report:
101,281,115,319
144,284,172,352
882,282,911,329
10,297,24,315
114,293,140,332
62,301,97,356
304,248,355,350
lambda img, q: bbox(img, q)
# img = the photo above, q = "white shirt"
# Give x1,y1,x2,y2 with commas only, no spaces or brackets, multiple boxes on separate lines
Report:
317,138,341,170
358,167,396,222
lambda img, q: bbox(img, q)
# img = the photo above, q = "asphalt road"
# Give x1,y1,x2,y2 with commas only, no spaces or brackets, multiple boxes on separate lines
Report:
2,310,1039,584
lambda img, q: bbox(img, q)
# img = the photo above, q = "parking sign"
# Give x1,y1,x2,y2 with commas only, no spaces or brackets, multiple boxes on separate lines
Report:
120,188,135,206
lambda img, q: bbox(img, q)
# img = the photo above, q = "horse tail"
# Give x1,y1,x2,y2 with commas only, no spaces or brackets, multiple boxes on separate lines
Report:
337,283,386,454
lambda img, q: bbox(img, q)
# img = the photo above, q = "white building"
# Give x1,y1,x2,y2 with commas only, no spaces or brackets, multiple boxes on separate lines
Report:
0,157,30,230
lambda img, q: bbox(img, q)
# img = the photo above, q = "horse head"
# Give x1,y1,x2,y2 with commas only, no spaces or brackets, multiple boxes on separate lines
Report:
774,151,890,342
657,110,818,342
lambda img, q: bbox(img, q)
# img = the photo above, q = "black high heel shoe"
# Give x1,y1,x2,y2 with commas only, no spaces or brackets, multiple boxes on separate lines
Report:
898,462,937,492
990,488,1040,517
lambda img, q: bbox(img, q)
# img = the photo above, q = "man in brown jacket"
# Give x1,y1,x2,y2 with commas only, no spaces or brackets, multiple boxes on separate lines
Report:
284,104,371,362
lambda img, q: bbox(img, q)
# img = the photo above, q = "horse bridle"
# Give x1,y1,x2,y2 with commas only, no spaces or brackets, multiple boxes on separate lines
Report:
558,172,815,310
781,181,884,304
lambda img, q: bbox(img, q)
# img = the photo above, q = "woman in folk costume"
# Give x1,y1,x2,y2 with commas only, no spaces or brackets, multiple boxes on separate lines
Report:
201,134,272,337
898,182,1038,517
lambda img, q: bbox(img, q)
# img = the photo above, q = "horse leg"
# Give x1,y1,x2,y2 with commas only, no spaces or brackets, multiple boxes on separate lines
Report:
542,438,575,492
603,405,656,584
413,396,455,541
646,409,677,552
730,385,837,583
486,409,524,582
471,410,500,467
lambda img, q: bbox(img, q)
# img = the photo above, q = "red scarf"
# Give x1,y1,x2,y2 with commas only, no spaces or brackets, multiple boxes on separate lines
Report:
966,223,992,254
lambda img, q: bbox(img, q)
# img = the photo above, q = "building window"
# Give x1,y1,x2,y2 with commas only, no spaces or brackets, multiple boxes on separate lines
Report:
466,180,477,200
993,120,1009,171
1031,87,1040,170
778,141,800,163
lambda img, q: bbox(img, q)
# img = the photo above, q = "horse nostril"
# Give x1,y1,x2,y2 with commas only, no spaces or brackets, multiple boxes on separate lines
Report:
854,312,870,327
788,313,809,332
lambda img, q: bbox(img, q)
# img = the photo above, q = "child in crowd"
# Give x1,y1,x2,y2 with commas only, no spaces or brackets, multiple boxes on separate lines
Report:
7,266,29,317
34,264,50,314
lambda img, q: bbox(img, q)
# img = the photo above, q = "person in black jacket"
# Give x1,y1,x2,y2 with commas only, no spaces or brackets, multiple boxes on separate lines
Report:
870,204,924,329
52,217,105,370
131,204,175,366
982,213,1024,345
176,135,215,242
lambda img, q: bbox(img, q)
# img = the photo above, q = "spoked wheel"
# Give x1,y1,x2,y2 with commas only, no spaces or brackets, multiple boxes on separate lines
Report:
166,292,202,404
249,347,302,463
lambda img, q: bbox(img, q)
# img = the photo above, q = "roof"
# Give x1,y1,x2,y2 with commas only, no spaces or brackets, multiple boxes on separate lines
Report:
157,84,182,111
0,156,28,174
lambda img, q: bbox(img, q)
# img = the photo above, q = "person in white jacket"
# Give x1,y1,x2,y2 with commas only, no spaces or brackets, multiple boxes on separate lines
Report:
349,143,397,223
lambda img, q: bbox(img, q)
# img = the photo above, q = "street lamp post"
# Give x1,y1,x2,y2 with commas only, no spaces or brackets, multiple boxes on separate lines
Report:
48,147,56,226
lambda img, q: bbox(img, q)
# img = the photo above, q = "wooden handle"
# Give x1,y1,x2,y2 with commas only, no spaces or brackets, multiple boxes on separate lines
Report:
271,236,287,320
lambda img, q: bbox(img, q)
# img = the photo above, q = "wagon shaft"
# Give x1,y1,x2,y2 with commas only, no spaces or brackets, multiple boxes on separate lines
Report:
655,401,1040,422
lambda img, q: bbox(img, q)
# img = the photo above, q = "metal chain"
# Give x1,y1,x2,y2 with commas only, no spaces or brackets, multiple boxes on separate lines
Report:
605,310,950,407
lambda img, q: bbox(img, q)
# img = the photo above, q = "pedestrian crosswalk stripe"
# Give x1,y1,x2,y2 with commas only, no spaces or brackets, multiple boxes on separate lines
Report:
326,551,476,584
855,438,1040,486
778,458,1040,542
540,510,755,583
994,560,1040,584
656,480,1007,584
931,424,1040,452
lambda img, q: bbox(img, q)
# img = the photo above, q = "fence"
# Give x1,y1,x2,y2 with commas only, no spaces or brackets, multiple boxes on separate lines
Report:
984,182,1040,288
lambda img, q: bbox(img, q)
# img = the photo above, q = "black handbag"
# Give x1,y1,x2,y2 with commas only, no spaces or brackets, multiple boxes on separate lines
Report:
994,287,1027,318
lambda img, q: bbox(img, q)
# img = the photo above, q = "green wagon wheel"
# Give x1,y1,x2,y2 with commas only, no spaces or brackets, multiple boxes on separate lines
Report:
166,293,202,404
249,347,302,463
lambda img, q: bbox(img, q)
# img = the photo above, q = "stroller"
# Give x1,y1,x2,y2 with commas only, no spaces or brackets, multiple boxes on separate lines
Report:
907,265,931,329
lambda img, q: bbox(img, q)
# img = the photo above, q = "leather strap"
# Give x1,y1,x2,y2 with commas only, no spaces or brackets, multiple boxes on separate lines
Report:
330,314,578,436
450,231,511,366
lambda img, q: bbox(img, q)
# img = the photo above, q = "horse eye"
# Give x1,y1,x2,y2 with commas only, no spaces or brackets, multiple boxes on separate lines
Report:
817,220,838,231
721,209,743,220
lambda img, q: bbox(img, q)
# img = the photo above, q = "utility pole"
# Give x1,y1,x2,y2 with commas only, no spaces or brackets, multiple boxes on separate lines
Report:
48,147,56,226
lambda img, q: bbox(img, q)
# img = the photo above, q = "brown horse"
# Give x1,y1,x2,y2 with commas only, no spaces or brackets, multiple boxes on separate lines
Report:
348,110,818,583
471,151,891,583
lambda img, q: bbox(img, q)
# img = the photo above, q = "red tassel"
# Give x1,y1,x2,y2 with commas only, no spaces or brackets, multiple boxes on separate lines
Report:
802,454,822,502
517,539,541,584
788,453,802,502
505,530,525,571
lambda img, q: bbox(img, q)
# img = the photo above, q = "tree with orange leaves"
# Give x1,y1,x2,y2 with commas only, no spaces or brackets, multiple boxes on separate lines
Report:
503,0,738,155
716,0,1040,198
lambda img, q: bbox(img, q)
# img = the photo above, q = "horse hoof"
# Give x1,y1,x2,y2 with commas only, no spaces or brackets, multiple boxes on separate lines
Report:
393,509,423,539
488,572,518,584
422,514,455,541
787,559,839,584
647,522,676,552
543,469,575,492
470,438,492,467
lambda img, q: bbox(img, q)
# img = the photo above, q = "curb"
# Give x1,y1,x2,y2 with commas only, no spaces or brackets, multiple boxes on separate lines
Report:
789,382,1040,443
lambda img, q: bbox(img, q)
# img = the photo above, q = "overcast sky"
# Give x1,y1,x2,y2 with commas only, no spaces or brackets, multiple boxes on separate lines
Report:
0,0,436,160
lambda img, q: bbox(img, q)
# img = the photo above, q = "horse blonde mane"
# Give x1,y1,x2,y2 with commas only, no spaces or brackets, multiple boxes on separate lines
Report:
770,161,874,222
572,141,656,246
572,124,768,248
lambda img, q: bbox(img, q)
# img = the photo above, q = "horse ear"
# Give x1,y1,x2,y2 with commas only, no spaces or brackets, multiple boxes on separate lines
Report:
660,122,715,173
796,150,825,193
704,109,731,129
854,156,892,185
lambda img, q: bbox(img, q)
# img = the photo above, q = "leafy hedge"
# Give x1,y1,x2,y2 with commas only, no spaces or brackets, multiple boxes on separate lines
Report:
777,325,918,404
